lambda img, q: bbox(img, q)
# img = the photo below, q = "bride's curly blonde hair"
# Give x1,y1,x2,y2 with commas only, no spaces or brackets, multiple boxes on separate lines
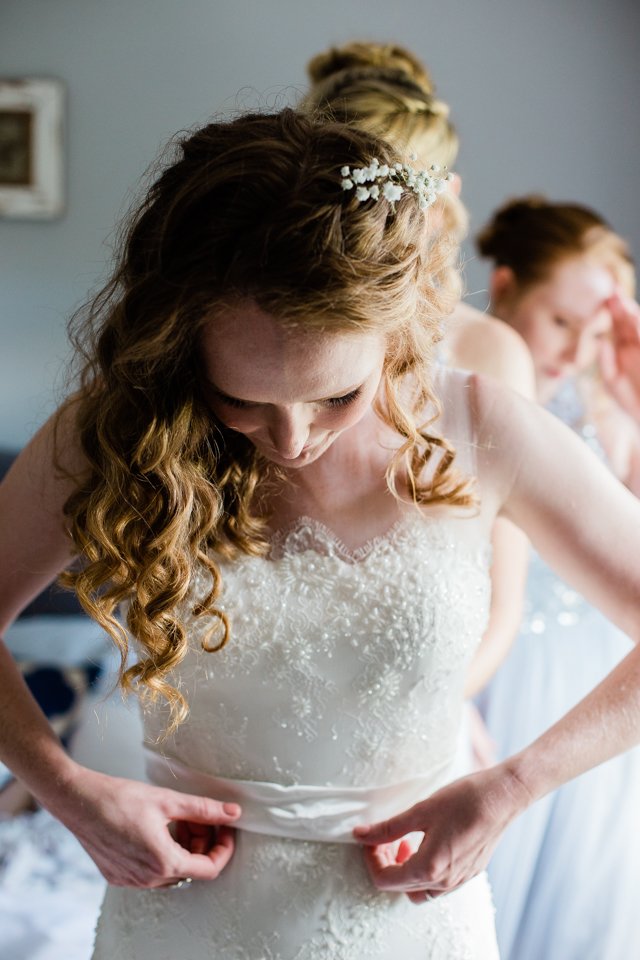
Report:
58,108,472,730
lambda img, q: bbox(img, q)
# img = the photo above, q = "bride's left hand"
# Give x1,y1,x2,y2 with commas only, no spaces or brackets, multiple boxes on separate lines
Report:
353,764,530,903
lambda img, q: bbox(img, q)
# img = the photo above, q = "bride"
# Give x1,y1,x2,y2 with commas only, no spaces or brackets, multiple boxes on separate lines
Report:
1,109,639,960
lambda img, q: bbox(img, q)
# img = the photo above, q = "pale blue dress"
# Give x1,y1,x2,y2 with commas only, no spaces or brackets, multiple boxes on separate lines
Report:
477,380,640,960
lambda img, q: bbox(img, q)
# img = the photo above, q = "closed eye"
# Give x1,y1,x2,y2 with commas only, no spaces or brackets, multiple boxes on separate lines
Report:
214,387,363,409
324,387,362,408
218,394,254,409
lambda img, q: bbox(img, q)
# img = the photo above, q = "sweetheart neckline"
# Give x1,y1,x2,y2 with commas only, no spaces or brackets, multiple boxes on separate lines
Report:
265,510,483,565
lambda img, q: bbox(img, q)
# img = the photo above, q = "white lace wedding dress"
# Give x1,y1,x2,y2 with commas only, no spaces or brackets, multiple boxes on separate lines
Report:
92,371,500,959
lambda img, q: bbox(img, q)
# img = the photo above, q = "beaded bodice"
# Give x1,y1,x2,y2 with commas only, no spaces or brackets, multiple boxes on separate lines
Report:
143,511,491,792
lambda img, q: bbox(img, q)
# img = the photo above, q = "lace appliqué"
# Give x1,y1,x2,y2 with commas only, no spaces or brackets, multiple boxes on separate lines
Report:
143,514,490,788
96,511,496,960
268,514,416,564
94,839,491,960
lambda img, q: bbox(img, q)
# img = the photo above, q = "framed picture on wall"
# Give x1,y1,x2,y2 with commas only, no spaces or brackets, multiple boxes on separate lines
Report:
0,78,65,219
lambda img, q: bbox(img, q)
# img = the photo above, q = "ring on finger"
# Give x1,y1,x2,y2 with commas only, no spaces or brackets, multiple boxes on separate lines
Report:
165,877,194,890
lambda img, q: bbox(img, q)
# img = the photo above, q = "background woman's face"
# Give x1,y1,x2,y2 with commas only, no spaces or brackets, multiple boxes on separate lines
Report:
199,300,386,468
501,256,615,402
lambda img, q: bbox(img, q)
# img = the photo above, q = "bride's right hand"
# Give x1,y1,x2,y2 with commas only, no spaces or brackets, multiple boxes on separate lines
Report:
48,763,242,888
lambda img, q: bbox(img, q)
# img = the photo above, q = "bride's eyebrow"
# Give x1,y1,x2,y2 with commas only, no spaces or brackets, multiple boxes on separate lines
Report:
205,378,366,404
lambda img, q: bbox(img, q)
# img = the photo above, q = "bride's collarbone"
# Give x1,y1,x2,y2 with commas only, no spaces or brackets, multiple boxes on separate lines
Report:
257,437,419,546
264,486,414,551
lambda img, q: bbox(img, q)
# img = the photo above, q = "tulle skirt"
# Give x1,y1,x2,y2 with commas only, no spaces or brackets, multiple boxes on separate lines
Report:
477,604,640,960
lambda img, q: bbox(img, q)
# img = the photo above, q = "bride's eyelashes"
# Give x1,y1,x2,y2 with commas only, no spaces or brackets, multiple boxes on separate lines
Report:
324,387,363,408
217,393,254,409
214,387,363,410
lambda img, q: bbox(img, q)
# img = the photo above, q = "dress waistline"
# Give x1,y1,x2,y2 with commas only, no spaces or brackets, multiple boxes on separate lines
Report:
145,749,451,844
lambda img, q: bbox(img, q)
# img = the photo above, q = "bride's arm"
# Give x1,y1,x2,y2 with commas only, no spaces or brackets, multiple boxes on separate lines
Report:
0,412,241,887
354,374,640,898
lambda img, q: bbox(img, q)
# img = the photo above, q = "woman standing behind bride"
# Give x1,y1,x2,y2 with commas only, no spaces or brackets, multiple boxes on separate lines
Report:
299,40,534,702
475,197,640,960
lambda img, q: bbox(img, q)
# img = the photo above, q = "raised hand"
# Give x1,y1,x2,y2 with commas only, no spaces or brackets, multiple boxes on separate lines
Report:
599,292,640,421
353,764,530,903
50,765,241,888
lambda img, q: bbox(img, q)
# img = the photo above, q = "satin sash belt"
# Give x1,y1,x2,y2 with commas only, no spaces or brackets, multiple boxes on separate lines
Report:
145,748,452,843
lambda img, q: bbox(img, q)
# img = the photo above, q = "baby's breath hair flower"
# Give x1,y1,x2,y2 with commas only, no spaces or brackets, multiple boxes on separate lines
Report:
340,157,452,210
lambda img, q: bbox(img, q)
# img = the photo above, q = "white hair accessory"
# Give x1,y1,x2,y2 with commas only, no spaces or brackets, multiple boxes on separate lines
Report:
340,157,452,210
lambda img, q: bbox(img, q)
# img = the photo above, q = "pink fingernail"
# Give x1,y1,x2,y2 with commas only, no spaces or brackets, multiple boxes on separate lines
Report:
223,803,241,817
353,825,370,836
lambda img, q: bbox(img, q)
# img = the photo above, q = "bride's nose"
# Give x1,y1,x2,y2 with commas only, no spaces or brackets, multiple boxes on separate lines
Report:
268,407,310,459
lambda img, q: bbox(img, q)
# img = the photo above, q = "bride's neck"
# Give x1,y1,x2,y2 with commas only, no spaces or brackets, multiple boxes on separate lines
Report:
261,412,405,526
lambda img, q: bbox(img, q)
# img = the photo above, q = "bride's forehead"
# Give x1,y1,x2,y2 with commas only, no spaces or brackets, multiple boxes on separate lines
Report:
200,301,384,370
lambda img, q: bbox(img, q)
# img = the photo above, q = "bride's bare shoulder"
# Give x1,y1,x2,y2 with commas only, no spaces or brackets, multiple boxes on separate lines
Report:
444,302,535,399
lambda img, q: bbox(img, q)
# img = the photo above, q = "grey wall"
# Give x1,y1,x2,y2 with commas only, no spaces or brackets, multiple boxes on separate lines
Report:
1,0,639,448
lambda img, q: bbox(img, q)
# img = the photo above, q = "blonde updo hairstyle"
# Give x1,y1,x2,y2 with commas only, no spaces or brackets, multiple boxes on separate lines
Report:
477,195,636,297
59,108,471,730
300,41,468,243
